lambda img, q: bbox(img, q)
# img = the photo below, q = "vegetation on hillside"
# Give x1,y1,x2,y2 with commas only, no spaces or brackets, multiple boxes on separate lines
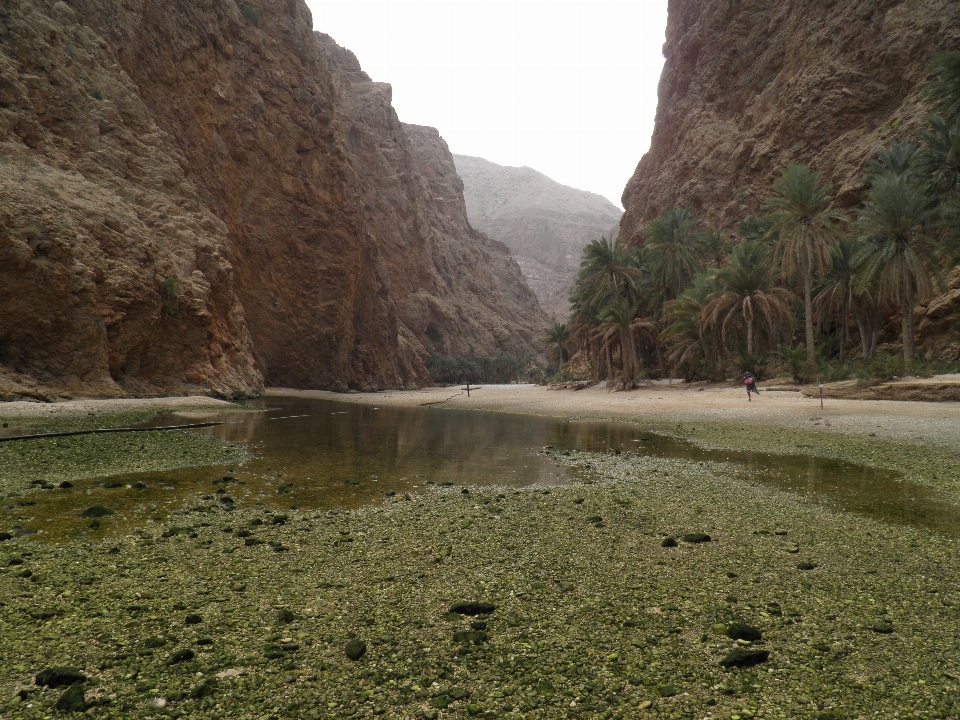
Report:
426,352,534,385
546,52,960,386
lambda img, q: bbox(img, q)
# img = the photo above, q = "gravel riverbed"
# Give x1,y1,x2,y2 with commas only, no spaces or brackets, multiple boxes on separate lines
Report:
2,446,959,720
0,403,250,498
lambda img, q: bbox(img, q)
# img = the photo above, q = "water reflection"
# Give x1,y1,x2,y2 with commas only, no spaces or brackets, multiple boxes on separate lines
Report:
2,395,959,542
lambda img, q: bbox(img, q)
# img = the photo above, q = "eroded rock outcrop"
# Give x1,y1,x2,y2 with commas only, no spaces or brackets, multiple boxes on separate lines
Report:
320,40,549,365
0,0,262,399
455,155,623,322
0,0,546,398
620,0,960,358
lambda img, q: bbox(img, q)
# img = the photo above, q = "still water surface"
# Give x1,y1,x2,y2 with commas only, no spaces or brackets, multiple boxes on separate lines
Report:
4,396,959,540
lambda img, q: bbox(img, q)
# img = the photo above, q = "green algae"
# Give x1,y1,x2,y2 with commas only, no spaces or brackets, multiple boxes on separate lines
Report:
0,408,250,498
2,451,959,719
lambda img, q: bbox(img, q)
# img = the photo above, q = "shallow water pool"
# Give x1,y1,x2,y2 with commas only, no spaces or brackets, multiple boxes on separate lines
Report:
2,395,958,541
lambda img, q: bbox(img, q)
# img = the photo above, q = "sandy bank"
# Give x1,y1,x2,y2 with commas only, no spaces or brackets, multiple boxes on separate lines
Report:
268,382,960,451
0,396,240,423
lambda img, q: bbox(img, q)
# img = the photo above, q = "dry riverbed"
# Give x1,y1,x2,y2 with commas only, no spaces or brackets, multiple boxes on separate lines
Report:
1,388,959,719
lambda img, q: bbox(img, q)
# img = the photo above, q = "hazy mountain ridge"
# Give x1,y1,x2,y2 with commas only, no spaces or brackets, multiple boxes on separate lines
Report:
454,154,623,321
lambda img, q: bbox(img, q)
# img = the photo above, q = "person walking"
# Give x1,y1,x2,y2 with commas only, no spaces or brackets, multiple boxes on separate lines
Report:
743,372,759,401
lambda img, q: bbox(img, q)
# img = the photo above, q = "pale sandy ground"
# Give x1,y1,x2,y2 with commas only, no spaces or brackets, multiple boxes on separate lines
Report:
1,383,957,450
0,395,237,423
269,382,960,450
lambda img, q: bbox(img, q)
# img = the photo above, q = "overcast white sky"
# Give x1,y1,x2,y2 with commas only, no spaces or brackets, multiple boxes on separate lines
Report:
305,1,668,209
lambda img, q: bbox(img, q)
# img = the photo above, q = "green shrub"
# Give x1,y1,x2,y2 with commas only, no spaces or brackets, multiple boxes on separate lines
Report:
426,352,529,385
775,344,807,384
240,2,261,24
89,87,104,101
160,277,179,316
855,353,904,384
818,359,854,383
733,348,768,381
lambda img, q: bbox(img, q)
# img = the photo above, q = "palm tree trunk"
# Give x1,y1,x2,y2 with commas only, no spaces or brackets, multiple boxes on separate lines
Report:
620,327,631,382
804,251,815,380
854,301,870,360
592,338,600,382
901,271,914,371
840,292,849,360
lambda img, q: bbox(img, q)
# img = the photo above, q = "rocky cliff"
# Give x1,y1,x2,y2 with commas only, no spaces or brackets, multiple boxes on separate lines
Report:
0,0,547,399
620,0,960,357
454,155,623,322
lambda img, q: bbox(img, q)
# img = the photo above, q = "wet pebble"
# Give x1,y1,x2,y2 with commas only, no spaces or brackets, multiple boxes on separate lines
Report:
345,639,367,660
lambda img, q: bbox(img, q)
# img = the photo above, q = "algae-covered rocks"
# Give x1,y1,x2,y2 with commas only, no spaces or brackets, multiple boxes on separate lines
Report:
190,679,217,698
681,532,711,543
54,683,87,712
871,622,895,634
345,639,367,660
79,506,113,518
36,667,87,688
661,536,679,547
720,648,770,668
166,648,195,665
725,623,762,642
450,601,496,615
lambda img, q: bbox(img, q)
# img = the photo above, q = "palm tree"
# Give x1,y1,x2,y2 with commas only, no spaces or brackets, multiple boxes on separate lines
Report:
595,297,657,385
568,236,647,380
737,215,777,245
643,207,705,301
544,322,571,369
854,172,940,370
813,237,859,360
702,241,796,358
661,272,719,380
867,141,920,179
765,164,843,379
926,52,960,162
917,53,960,266
577,236,641,304
696,229,728,269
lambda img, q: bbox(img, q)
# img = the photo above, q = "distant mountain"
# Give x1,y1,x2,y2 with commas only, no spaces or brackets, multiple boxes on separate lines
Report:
453,156,623,322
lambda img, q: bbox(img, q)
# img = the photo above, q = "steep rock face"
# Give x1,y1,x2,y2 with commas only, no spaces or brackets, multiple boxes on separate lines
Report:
320,40,550,363
620,0,960,358
0,0,262,399
454,155,623,322
0,0,546,398
85,0,412,391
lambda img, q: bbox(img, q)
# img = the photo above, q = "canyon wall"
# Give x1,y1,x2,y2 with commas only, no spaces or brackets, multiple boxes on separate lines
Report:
620,0,960,357
0,0,547,399
454,155,623,322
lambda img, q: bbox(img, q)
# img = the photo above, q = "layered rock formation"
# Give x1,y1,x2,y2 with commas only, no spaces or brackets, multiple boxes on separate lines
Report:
454,155,623,322
0,0,547,399
620,0,960,357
